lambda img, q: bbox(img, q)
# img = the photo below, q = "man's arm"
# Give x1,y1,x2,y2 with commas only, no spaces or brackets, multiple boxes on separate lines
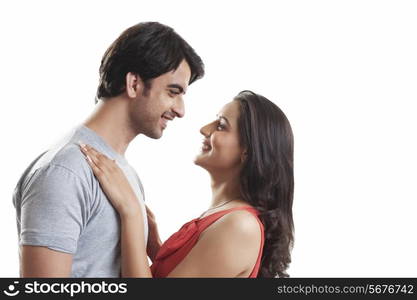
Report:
18,161,91,277
20,246,73,277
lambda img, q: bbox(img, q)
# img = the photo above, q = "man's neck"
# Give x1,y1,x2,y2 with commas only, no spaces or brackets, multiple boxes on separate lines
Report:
83,97,137,156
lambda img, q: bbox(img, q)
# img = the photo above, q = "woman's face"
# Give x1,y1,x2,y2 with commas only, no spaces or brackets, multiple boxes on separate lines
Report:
194,101,245,172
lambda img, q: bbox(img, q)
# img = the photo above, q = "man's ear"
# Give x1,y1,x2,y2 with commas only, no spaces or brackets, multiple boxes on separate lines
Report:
125,72,142,98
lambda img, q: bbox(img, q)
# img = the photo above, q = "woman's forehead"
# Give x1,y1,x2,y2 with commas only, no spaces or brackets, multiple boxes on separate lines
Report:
218,101,240,118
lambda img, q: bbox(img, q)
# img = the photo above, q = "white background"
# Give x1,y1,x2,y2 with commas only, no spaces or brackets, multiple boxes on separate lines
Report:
1,0,416,277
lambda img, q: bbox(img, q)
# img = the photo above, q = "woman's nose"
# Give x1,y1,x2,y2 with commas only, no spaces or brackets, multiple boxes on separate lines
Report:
200,123,212,137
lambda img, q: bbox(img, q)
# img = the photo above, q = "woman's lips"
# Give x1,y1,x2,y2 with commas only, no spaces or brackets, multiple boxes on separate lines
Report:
202,144,210,151
201,140,212,152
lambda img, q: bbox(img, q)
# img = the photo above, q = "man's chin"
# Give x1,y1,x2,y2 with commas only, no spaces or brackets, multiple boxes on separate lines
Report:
144,129,163,140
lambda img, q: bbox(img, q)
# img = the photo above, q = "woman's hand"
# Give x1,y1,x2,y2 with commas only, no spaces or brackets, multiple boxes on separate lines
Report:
145,205,162,261
79,142,152,277
79,142,142,218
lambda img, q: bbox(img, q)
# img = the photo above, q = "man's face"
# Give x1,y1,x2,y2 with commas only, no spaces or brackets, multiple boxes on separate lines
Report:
129,59,191,139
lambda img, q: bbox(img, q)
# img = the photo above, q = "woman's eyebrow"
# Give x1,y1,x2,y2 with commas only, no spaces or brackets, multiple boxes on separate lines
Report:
216,114,231,126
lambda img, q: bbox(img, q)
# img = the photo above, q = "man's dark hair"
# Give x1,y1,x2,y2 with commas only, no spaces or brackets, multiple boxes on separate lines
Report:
96,22,204,102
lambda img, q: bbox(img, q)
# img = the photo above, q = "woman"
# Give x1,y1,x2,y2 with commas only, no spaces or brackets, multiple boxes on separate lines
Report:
79,90,294,277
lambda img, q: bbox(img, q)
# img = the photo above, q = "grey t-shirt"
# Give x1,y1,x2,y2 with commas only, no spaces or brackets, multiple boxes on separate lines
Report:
13,125,148,277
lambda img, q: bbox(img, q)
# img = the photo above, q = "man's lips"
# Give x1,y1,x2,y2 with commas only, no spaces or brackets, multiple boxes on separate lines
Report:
162,114,174,121
161,113,175,129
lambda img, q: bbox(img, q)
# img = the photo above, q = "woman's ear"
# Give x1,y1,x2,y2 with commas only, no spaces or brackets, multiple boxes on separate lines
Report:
241,150,248,163
125,72,142,98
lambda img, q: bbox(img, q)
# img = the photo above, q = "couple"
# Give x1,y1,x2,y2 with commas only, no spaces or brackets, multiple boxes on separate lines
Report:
13,22,294,278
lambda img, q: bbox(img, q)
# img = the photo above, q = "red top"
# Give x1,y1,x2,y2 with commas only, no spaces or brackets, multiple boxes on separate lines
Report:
150,206,265,278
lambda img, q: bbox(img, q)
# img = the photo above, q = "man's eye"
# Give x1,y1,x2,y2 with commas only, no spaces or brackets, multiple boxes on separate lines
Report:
169,90,180,96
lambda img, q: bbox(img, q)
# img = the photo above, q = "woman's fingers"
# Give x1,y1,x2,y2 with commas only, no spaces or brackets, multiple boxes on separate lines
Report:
79,142,115,169
80,143,105,173
78,142,142,218
146,205,156,220
78,142,123,184
85,152,103,178
85,145,105,160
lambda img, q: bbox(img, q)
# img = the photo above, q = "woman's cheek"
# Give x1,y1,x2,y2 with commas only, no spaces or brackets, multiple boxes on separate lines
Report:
213,138,242,165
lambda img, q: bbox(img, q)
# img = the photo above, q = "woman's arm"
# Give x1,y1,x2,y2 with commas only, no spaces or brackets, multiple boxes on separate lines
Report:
79,143,152,277
120,213,152,277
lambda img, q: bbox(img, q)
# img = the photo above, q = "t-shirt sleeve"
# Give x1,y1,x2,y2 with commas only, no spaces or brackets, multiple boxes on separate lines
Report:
19,163,91,254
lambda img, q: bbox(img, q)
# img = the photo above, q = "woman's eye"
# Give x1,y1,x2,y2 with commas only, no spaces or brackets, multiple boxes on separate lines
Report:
217,123,225,131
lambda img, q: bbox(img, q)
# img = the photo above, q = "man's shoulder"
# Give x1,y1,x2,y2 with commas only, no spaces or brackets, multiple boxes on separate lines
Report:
14,142,95,208
30,142,92,185
49,143,95,182
51,143,88,168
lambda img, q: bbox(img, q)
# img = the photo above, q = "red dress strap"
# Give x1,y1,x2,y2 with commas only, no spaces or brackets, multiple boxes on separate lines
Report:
150,206,264,278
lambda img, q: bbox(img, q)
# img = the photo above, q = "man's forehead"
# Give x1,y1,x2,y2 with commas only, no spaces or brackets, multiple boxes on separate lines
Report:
171,60,191,85
157,72,189,92
167,73,190,91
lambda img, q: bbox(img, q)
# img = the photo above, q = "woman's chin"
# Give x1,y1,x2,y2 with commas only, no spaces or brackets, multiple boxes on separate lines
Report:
193,153,209,168
193,156,202,166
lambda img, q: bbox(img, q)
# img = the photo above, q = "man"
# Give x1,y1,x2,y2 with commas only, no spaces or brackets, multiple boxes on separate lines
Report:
13,22,204,277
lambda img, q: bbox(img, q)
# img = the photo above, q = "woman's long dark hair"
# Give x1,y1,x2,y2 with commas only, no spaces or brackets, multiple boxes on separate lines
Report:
235,90,294,278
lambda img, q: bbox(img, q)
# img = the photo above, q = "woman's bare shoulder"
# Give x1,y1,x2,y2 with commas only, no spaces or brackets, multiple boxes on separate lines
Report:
210,208,262,240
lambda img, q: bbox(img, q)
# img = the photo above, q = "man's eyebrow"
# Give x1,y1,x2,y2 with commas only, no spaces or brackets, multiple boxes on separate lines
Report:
216,114,230,126
167,84,186,94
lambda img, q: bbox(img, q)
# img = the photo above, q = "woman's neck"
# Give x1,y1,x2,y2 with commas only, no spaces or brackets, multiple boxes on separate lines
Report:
209,171,243,208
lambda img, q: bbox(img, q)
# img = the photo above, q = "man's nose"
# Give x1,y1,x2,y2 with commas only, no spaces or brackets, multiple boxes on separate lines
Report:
172,96,185,118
